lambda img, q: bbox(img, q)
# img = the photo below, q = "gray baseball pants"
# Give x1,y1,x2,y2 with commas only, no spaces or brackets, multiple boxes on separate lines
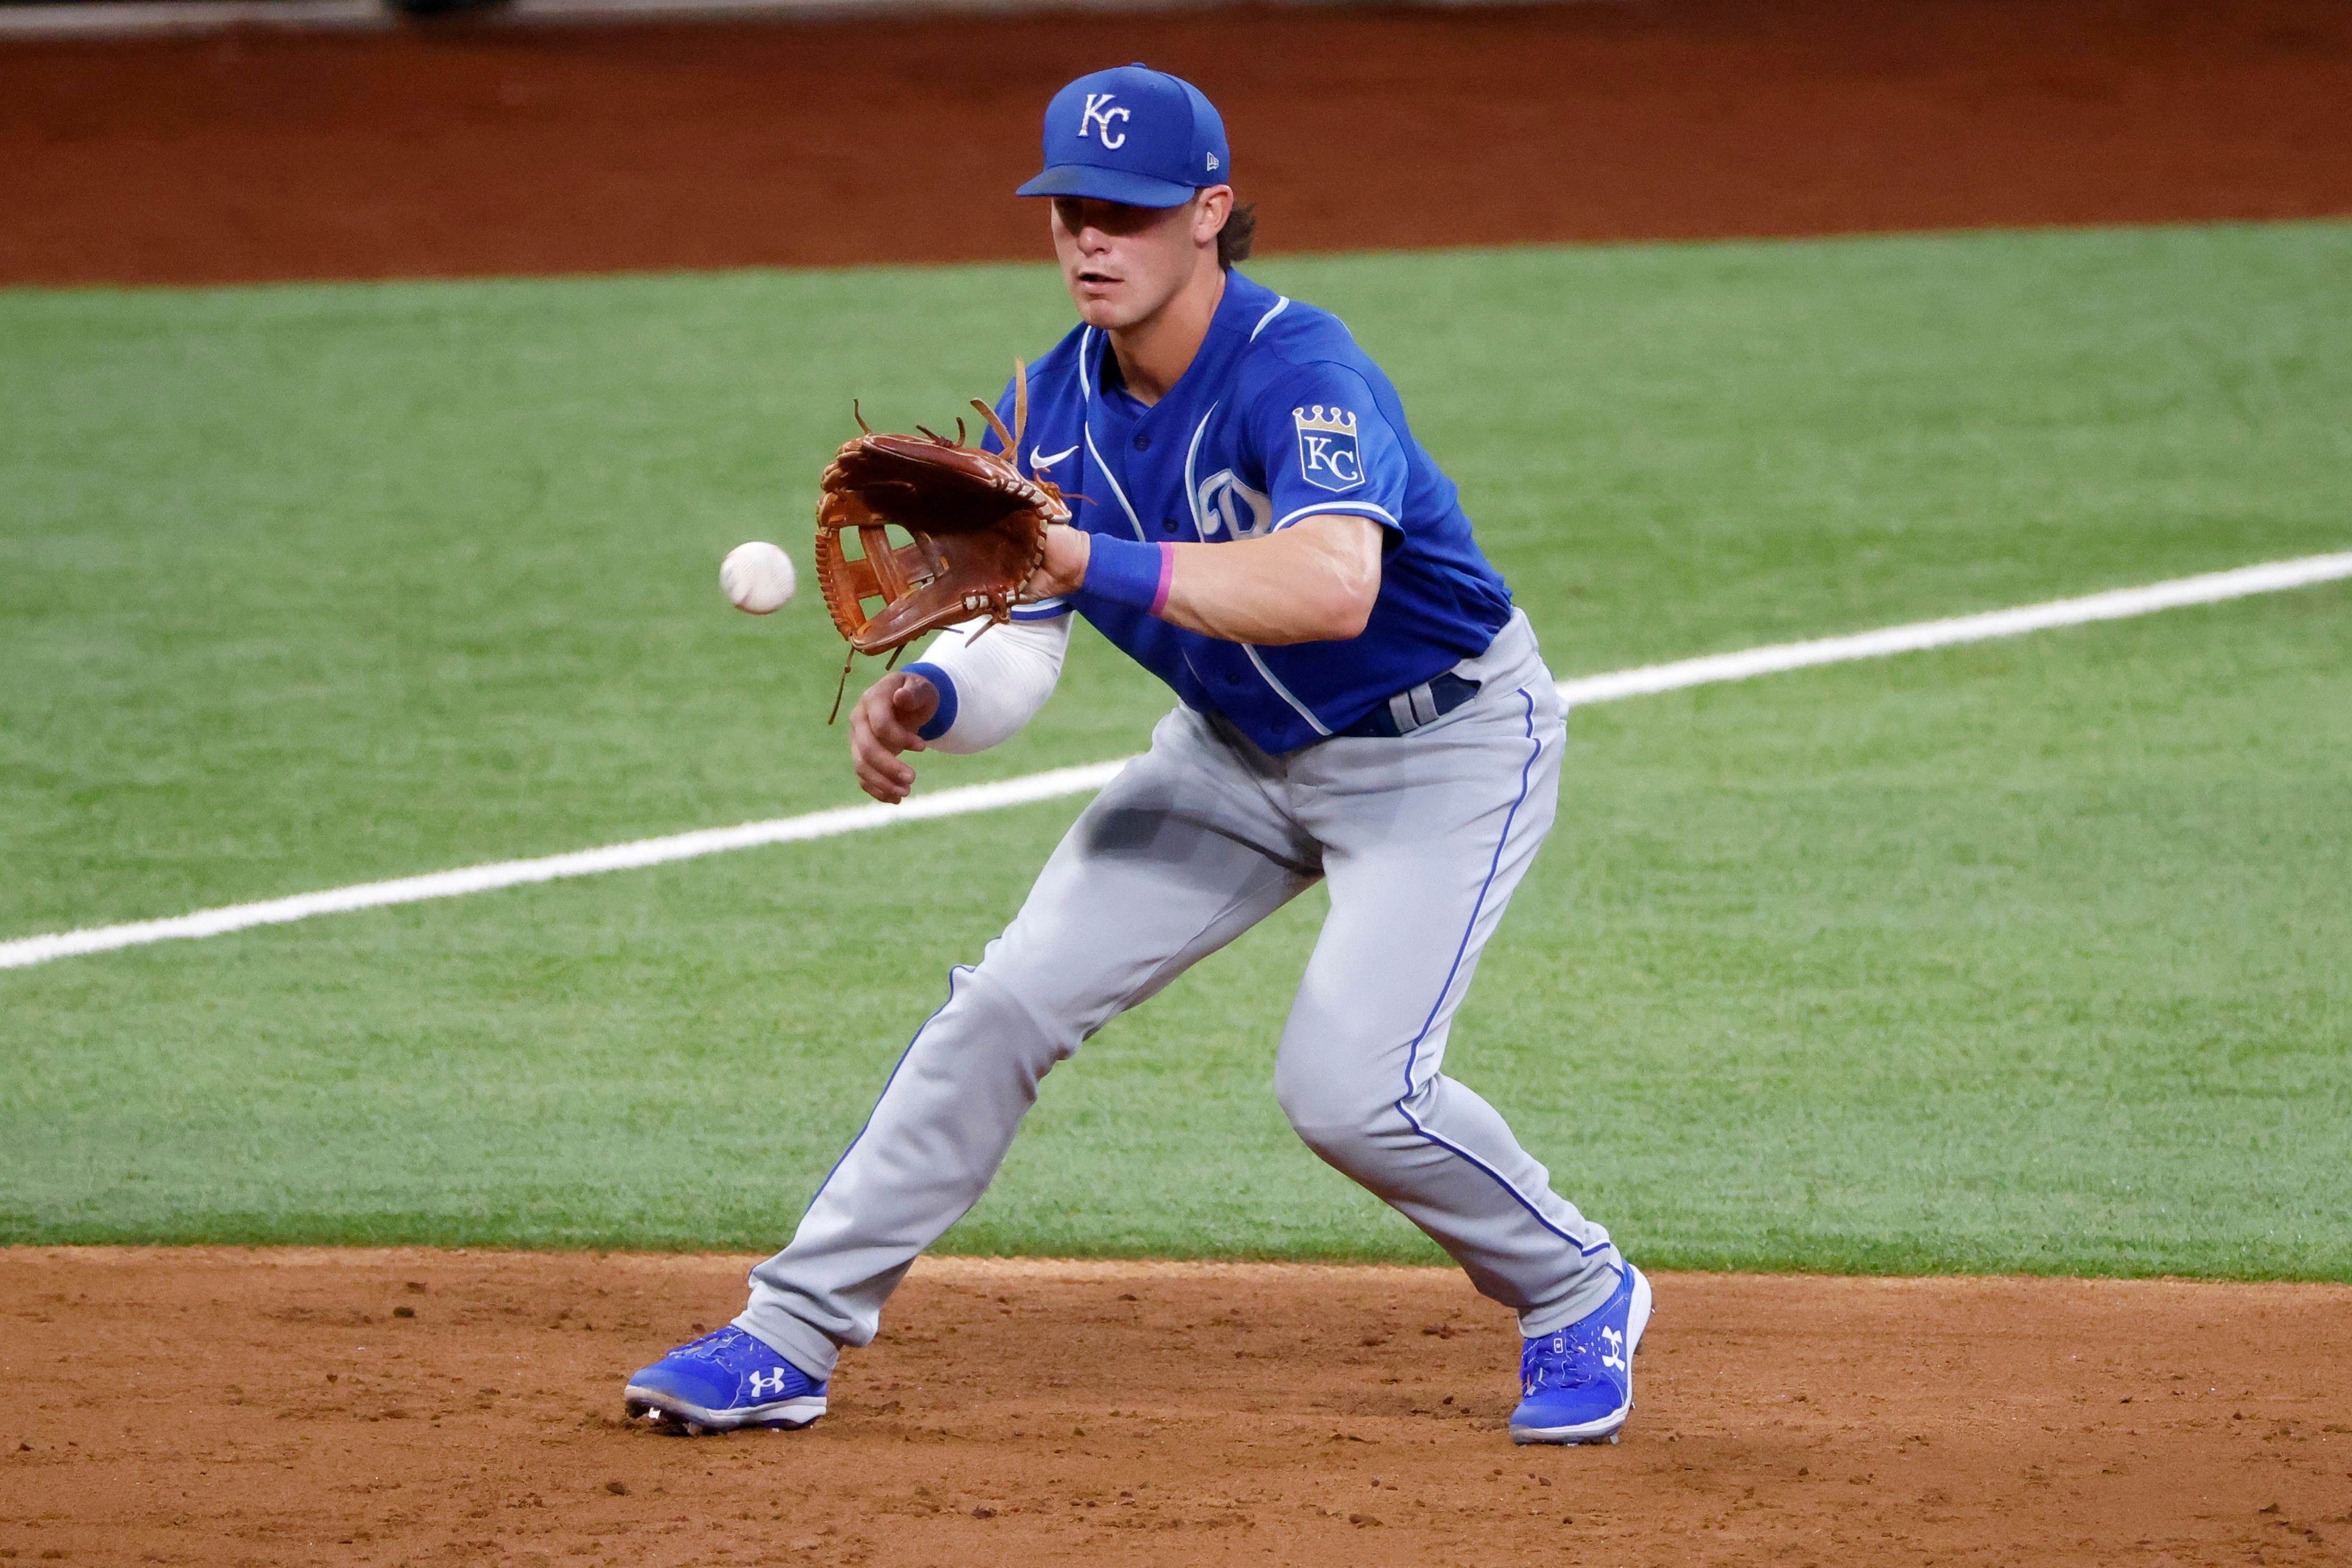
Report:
738,611,1619,1379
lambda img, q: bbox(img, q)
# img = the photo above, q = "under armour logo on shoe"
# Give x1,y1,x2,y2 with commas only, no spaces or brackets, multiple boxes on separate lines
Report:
1600,1326,1627,1372
746,1368,794,1399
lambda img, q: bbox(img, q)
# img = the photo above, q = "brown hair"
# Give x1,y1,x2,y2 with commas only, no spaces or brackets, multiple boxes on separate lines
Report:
1218,201,1257,271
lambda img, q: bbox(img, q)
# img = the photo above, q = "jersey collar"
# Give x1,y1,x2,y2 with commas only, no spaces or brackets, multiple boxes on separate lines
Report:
1076,271,1282,545
1080,269,1280,412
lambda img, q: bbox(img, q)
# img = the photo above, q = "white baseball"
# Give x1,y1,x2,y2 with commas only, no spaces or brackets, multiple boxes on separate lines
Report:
721,541,796,615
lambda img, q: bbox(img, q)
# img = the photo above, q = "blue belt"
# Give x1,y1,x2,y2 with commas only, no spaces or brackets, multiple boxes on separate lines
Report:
1336,672,1483,739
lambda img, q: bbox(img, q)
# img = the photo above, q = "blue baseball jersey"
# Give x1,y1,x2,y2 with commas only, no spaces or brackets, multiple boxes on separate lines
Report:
989,269,1514,755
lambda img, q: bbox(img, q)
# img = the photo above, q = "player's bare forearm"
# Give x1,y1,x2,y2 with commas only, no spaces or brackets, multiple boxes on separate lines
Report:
1165,514,1383,642
1031,514,1383,644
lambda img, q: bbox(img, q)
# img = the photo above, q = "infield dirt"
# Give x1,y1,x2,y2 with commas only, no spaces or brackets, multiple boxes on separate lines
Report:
6,1249,2350,1567
4,0,2351,285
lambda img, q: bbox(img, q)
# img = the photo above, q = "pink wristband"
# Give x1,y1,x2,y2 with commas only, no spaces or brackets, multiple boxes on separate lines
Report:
1082,535,1177,617
1149,542,1175,617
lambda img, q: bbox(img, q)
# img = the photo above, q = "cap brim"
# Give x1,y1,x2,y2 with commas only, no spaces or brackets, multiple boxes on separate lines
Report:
1014,163,1199,207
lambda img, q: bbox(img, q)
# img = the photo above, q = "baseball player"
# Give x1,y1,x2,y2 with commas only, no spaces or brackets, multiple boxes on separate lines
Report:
627,64,1649,1446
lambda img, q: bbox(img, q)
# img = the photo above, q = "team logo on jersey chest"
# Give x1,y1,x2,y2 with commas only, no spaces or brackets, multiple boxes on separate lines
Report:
1195,469,1272,539
1294,405,1363,493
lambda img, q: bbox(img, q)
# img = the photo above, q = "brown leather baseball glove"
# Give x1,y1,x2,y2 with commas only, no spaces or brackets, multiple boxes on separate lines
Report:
814,362,1069,717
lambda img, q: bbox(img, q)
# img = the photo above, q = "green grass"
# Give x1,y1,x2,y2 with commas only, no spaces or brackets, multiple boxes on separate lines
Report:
4,221,2349,1275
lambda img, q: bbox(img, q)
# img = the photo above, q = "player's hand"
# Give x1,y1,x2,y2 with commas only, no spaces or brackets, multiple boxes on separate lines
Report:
1026,522,1091,601
850,670,938,804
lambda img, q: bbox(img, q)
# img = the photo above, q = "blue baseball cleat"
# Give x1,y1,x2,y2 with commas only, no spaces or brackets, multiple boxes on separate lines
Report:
623,1326,827,1434
1509,1261,1653,1445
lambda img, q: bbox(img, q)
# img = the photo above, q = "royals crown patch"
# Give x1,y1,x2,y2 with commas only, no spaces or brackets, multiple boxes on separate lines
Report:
1293,404,1364,493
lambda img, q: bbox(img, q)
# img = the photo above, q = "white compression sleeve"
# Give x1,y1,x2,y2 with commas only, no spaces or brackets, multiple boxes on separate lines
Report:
899,610,1071,755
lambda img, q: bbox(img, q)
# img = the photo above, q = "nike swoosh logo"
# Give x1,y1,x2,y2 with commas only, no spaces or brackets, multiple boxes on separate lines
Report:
1030,444,1079,471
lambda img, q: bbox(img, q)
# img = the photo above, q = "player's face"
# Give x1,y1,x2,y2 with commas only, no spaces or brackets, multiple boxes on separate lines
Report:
1049,194,1220,331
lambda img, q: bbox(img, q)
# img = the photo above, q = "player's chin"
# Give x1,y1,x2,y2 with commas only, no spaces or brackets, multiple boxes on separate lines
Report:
1069,287,1140,330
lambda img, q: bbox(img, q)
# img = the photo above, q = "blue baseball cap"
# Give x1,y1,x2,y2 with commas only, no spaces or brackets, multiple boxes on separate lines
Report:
1015,65,1230,208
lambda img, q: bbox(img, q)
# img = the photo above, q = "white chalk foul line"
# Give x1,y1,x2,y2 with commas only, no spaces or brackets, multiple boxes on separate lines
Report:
1552,551,2352,705
4,550,2347,973
0,761,1129,973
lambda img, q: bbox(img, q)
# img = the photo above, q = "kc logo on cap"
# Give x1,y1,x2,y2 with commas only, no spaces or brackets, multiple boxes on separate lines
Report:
1078,92,1132,149
1016,65,1231,209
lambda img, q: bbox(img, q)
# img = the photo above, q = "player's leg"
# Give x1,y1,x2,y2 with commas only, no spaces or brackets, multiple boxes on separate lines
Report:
1274,628,1618,1337
1274,631,1650,1443
718,705,1317,1388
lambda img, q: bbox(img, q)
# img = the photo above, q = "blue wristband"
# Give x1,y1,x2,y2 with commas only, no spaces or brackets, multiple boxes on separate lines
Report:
901,662,958,741
1082,536,1174,615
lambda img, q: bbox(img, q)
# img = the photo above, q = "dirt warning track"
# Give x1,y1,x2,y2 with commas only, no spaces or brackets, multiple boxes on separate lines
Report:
5,0,2351,286
5,1248,2349,1566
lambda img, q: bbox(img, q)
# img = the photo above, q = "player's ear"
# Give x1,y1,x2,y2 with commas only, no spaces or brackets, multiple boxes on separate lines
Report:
1193,186,1234,247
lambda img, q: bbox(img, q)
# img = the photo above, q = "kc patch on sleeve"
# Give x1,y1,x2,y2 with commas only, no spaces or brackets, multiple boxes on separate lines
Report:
1293,405,1365,491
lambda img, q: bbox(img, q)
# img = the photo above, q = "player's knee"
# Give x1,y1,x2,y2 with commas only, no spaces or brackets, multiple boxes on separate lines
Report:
970,937,1132,1051
1273,1063,1393,1165
929,966,1082,1080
